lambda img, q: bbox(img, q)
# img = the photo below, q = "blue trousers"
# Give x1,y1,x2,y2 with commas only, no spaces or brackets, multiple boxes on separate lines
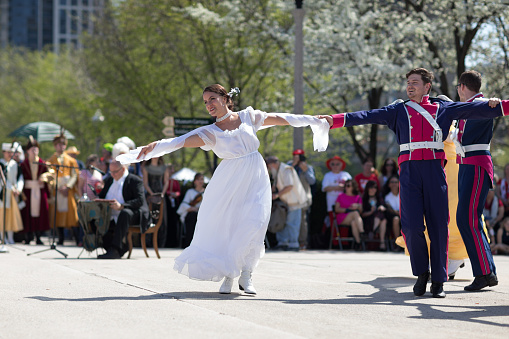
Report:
457,165,496,277
400,160,449,283
276,208,302,248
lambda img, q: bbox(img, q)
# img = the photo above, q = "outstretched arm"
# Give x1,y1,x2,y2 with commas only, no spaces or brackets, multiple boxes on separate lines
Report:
263,115,290,126
136,134,205,160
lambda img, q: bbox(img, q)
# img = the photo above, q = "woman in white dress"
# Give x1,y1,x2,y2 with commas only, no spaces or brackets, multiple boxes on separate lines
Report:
119,84,329,294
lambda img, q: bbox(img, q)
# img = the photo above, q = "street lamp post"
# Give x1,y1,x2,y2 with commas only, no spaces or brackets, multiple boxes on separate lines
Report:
293,0,304,151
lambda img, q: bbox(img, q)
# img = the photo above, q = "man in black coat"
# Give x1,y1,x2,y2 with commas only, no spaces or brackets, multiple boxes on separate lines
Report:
97,160,150,259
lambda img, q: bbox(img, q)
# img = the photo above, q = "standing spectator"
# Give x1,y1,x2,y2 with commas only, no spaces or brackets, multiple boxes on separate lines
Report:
322,156,351,213
78,154,104,199
266,156,308,251
491,217,509,255
47,134,80,246
384,175,401,249
98,143,113,175
496,163,509,217
379,158,399,188
354,158,380,195
177,173,205,248
164,164,181,248
20,137,51,245
66,146,84,170
290,149,316,250
0,142,24,244
361,180,387,250
334,179,364,250
142,156,168,248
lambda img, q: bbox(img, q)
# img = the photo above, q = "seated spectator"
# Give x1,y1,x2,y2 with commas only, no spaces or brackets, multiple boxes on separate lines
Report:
491,217,509,255
496,163,509,217
379,158,399,189
177,173,205,248
354,158,380,195
96,160,150,259
384,175,401,248
361,180,387,250
484,184,504,244
322,156,351,213
78,154,104,199
334,179,364,250
117,136,142,176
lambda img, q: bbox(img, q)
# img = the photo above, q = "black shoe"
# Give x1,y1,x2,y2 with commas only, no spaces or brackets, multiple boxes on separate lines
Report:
464,272,498,291
36,239,44,245
413,271,430,296
98,248,121,259
430,282,446,298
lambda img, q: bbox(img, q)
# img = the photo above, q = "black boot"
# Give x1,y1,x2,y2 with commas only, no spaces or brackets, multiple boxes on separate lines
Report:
413,271,430,296
430,282,446,298
464,272,498,291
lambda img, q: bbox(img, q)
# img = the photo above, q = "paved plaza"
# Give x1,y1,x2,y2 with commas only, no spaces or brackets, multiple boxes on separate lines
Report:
1,241,508,338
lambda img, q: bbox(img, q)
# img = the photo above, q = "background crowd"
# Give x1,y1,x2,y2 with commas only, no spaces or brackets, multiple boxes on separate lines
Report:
2,134,509,257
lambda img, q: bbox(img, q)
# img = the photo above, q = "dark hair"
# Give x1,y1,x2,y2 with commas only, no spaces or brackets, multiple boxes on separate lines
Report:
406,68,434,93
459,70,482,93
52,134,68,145
143,157,164,167
86,154,99,168
193,173,204,188
362,180,379,203
382,175,399,197
203,84,234,110
344,179,360,196
380,158,399,177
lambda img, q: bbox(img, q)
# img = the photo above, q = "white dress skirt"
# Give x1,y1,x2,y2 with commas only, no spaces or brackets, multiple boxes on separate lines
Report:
117,107,329,281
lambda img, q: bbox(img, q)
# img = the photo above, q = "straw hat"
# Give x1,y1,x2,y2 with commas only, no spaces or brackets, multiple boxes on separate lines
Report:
66,146,80,155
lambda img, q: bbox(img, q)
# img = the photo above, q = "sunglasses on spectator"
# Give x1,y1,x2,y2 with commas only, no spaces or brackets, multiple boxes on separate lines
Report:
330,163,341,166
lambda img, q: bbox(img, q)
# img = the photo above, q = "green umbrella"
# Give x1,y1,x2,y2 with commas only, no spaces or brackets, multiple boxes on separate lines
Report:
8,121,75,142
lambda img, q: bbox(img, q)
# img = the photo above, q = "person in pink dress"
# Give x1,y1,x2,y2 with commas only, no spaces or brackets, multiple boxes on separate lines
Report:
335,179,364,250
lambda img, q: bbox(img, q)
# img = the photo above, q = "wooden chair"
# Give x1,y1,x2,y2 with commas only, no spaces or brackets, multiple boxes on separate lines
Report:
127,198,164,259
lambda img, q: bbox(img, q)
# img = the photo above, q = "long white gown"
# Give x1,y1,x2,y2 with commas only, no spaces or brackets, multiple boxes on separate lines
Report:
117,107,329,281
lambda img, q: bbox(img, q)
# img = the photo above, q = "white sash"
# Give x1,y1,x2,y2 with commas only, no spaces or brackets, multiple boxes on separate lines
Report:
57,176,70,212
400,101,443,152
24,180,41,217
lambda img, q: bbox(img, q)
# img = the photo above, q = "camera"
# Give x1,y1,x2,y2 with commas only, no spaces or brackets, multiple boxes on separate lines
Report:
299,154,306,162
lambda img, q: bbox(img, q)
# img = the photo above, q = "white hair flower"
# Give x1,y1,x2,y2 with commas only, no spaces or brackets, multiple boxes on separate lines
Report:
227,87,240,97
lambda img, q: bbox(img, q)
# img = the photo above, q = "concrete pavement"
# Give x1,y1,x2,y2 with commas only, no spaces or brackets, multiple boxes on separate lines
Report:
1,241,508,338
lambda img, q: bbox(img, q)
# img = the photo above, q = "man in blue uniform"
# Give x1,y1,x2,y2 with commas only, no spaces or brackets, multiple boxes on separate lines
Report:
454,70,498,291
319,68,508,298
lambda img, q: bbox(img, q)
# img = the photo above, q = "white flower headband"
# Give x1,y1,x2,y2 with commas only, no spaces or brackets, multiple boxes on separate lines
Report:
228,87,240,97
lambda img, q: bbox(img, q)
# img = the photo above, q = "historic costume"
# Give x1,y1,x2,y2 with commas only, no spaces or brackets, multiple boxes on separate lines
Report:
331,96,509,284
21,138,51,244
452,93,497,281
47,135,79,245
0,143,24,243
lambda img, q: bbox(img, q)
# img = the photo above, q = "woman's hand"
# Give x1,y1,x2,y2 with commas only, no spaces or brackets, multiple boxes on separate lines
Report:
137,142,158,160
316,115,333,127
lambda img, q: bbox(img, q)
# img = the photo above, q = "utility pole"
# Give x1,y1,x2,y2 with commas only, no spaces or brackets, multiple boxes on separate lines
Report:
293,0,304,151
